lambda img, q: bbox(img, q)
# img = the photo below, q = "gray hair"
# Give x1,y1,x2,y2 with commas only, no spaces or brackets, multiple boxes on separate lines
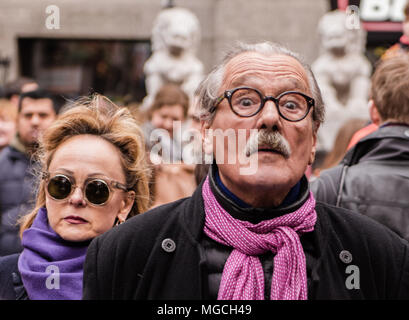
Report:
196,41,325,129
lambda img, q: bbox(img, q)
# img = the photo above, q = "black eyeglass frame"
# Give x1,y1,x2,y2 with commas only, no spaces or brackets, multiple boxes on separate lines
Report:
43,172,129,206
210,86,315,122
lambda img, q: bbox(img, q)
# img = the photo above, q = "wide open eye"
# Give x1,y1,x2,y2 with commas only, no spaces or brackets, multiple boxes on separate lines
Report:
231,88,261,115
85,180,110,205
47,175,72,200
278,93,308,120
282,101,300,111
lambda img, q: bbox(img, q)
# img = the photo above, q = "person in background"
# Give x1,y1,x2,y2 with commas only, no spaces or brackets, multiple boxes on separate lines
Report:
83,41,409,300
0,89,59,256
312,55,409,241
312,118,367,177
0,99,17,152
143,83,189,162
143,84,196,208
3,78,39,109
0,95,150,299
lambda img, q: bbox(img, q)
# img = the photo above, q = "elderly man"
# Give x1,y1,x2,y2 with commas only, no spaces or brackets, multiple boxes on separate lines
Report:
83,42,409,300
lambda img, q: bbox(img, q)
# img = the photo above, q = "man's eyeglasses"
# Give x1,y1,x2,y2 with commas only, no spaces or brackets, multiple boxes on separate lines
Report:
210,87,315,122
43,173,129,206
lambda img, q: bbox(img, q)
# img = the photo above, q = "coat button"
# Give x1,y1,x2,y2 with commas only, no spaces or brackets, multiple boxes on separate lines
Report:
339,250,353,264
161,238,176,253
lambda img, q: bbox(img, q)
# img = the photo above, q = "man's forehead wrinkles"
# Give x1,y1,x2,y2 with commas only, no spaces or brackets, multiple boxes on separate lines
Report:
225,52,305,71
223,54,308,91
225,70,308,93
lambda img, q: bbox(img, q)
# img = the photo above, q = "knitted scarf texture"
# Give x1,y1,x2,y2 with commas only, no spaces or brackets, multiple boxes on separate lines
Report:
202,177,317,300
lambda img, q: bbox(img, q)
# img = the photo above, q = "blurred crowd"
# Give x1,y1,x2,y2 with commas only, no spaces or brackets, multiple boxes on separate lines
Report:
0,4,408,302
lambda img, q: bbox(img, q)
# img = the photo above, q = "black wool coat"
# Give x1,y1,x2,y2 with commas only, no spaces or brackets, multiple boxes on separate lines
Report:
83,182,409,300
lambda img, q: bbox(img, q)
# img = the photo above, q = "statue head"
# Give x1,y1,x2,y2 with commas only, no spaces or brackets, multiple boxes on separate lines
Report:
152,7,201,57
318,10,366,56
318,10,349,55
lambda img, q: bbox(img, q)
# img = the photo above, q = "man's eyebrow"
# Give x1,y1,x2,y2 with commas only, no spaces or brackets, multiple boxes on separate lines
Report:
230,75,252,87
285,78,308,91
230,75,308,92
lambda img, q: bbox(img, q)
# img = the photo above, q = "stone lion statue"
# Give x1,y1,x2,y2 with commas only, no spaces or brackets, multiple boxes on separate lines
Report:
142,7,204,110
312,10,372,152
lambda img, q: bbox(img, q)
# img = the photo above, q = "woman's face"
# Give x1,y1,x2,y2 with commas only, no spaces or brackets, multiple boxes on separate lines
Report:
45,134,134,242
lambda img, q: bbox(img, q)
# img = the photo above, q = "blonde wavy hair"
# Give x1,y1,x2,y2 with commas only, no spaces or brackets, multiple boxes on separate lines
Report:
19,94,150,236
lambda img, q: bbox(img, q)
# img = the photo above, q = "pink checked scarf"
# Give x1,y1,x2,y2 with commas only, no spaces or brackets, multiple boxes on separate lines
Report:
202,177,317,300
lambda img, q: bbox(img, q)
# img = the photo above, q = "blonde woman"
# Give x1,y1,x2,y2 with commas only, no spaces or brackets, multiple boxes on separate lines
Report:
0,95,150,300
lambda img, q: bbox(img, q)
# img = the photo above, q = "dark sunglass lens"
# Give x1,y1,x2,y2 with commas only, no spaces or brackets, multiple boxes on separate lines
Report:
48,176,72,200
85,180,110,205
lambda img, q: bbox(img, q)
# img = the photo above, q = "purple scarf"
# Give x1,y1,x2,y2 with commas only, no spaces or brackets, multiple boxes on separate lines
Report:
202,177,317,300
18,207,90,300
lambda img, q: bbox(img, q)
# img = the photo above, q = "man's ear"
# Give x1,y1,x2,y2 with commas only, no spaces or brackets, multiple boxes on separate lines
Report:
369,99,382,126
308,129,318,166
201,120,213,155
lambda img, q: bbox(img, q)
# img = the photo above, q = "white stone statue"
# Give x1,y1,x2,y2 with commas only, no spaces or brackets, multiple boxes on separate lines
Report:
142,7,204,110
312,10,372,152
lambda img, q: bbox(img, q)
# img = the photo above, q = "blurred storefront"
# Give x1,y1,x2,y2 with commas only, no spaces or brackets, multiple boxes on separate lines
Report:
18,38,150,102
1,0,329,103
330,0,406,64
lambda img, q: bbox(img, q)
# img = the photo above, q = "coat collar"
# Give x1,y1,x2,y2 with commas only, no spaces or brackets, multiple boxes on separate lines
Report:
9,134,29,156
208,164,310,223
343,124,409,166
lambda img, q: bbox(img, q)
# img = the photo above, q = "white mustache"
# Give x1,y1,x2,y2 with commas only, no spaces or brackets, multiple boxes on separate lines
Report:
244,129,291,159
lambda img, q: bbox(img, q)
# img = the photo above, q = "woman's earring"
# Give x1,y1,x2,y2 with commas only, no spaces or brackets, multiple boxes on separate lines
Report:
114,217,124,226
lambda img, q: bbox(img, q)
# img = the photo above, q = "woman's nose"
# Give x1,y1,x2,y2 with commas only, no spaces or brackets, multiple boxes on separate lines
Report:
68,186,87,207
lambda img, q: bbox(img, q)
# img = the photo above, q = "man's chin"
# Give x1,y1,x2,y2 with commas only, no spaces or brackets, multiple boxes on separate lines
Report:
22,139,39,150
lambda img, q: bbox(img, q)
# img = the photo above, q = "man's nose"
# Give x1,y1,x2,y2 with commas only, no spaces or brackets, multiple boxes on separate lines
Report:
69,187,87,207
257,99,281,130
30,114,40,126
164,118,174,134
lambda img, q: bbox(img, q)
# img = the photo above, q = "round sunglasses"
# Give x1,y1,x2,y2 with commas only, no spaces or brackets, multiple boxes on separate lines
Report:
43,173,129,206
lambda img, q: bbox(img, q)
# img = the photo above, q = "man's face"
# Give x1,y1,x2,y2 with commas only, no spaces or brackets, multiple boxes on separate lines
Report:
203,52,317,207
17,98,57,146
151,104,185,139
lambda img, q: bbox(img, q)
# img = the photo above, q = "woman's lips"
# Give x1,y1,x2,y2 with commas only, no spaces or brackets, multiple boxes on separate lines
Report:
64,216,88,224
